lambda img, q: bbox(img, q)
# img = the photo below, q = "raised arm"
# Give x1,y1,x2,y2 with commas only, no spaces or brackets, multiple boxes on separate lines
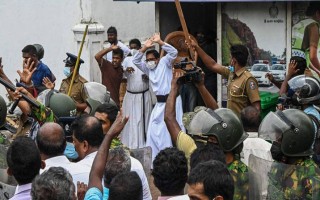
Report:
279,60,298,96
87,110,128,192
164,70,184,144
190,39,225,75
95,45,118,66
132,38,154,74
153,33,178,65
194,70,218,110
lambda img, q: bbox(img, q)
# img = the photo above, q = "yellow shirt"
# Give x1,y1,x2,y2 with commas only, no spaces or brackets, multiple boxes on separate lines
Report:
176,130,197,165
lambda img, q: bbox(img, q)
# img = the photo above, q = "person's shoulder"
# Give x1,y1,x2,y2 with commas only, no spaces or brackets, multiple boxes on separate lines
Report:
243,69,254,78
129,156,144,170
84,187,103,200
78,76,88,83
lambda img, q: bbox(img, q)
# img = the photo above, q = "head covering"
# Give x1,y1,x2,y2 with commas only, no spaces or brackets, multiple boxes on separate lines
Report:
63,53,84,67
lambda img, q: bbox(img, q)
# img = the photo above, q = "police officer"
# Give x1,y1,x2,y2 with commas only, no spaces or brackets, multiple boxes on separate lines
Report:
59,53,88,114
292,2,320,78
259,109,320,199
189,40,260,117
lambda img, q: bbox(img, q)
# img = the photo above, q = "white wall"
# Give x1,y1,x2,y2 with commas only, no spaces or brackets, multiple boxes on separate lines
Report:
0,0,81,101
0,0,156,101
92,0,156,43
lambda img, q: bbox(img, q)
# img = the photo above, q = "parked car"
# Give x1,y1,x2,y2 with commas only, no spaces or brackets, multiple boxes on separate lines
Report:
270,64,286,81
250,63,271,86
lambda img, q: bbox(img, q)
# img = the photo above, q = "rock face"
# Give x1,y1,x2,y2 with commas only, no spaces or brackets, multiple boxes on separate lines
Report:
222,13,273,66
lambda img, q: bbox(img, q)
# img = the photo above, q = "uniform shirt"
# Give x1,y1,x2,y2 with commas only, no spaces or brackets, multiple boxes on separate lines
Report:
228,158,249,200
176,131,249,200
59,74,88,104
268,158,320,199
221,67,260,117
99,59,123,106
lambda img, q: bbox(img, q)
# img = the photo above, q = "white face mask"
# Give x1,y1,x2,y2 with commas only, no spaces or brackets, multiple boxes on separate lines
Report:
130,49,139,56
146,61,157,70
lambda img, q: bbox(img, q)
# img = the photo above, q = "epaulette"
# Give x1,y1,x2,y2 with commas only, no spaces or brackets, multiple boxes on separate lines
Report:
78,75,88,83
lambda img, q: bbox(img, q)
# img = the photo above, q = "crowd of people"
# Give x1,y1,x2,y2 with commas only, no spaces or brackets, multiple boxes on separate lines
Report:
1,2,320,199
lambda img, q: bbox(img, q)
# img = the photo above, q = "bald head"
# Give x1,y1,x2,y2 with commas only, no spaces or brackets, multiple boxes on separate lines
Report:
36,122,66,158
240,106,260,132
71,115,104,148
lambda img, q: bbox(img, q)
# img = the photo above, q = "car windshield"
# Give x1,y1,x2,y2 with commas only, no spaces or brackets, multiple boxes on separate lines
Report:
271,65,285,70
251,64,268,72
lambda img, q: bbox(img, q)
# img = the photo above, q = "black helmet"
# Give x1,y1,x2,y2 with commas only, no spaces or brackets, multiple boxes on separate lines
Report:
289,75,320,105
37,89,76,118
0,95,7,128
185,107,248,152
259,109,315,157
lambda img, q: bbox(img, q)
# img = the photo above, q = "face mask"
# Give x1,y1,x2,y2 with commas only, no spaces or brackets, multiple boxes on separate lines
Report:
270,141,285,162
64,142,79,160
229,65,235,73
147,61,157,70
64,67,71,77
130,49,139,56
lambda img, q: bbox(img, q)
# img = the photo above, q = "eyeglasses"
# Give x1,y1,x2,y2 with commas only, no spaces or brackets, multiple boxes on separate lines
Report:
145,58,157,62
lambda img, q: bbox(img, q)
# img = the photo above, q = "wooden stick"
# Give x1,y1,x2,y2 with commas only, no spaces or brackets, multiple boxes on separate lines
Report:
174,0,195,61
68,24,89,96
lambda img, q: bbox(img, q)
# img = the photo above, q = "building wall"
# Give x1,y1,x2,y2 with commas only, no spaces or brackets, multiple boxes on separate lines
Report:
0,0,155,101
92,0,156,43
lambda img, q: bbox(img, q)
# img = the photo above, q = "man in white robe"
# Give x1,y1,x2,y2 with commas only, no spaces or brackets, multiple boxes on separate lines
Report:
121,38,153,149
133,33,185,162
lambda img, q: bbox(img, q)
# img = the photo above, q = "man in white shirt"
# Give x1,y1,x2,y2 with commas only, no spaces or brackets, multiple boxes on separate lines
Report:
132,33,185,163
121,38,153,148
36,122,90,185
101,26,130,62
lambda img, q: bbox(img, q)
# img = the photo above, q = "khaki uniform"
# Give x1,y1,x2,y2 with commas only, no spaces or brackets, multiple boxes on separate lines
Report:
221,67,260,116
59,74,88,105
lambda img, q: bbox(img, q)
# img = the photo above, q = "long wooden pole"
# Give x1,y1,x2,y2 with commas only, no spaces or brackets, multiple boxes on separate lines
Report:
174,0,195,61
67,24,89,96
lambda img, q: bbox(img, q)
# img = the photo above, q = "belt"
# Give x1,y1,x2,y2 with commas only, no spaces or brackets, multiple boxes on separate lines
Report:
126,88,149,94
156,94,169,103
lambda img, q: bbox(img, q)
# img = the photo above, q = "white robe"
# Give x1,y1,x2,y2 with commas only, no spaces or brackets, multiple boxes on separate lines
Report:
121,56,153,149
133,43,185,162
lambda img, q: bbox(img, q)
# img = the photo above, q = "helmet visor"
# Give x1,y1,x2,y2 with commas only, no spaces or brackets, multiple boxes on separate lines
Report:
84,82,110,103
258,111,291,142
37,89,52,106
288,75,307,91
188,110,220,135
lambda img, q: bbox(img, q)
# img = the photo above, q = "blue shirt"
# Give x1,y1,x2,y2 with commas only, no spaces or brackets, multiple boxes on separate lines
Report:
84,187,103,200
103,187,109,200
83,187,109,200
31,61,55,93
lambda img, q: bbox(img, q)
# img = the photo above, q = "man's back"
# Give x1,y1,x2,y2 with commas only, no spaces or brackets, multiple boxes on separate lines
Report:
42,155,90,186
